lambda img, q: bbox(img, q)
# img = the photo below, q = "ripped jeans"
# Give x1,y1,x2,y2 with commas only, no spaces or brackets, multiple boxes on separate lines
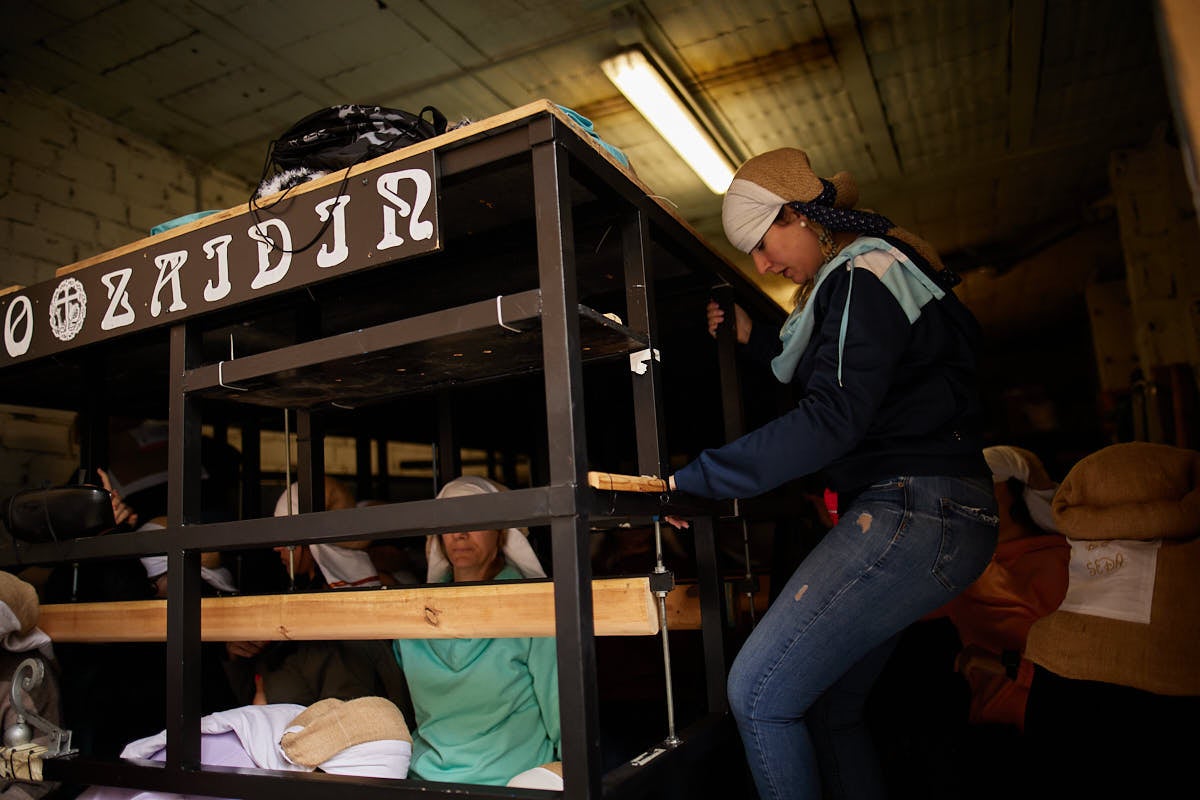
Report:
727,475,998,800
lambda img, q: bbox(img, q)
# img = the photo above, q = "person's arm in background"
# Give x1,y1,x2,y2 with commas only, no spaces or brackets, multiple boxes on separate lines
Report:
707,300,783,367
706,300,752,343
221,641,266,705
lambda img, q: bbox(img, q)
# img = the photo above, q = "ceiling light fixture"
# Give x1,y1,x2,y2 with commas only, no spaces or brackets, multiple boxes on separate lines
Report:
600,49,735,194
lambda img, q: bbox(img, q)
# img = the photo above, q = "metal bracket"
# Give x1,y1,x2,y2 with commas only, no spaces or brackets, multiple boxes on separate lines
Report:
648,569,675,595
217,360,249,392
629,347,660,375
3,658,75,757
496,295,521,332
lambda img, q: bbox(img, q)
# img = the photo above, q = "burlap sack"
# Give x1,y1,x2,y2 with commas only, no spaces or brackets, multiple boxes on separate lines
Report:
1026,443,1200,695
280,696,411,768
0,571,39,634
1025,535,1200,694
1051,442,1200,541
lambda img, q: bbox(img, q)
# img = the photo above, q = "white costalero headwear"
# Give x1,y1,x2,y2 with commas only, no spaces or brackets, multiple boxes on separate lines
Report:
425,476,546,582
983,445,1059,533
138,519,239,594
274,481,383,589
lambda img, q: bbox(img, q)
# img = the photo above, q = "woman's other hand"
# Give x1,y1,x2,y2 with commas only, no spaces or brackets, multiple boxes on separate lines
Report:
706,300,752,344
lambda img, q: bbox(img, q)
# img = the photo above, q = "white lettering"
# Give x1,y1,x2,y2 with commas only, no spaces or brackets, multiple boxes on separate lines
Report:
202,234,234,302
377,168,434,250
150,251,189,317
100,268,136,330
3,296,33,357
315,195,351,269
248,220,293,289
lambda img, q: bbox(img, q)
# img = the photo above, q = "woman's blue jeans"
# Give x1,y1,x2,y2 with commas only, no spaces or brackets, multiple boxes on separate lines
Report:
727,475,998,800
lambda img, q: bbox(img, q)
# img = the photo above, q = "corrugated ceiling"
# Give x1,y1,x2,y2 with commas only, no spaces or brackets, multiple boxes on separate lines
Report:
0,0,1179,331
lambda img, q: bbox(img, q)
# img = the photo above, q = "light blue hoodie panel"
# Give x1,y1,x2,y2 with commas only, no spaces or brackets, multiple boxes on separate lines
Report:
770,236,946,384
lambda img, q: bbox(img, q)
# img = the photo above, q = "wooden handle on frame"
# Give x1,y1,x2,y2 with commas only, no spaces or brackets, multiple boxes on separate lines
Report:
587,471,668,493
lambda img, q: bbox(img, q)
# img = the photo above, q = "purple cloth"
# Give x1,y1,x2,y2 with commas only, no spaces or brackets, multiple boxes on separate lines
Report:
75,732,255,800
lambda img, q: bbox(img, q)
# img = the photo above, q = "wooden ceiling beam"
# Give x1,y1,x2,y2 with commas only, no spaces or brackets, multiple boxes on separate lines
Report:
1156,0,1200,217
813,0,903,179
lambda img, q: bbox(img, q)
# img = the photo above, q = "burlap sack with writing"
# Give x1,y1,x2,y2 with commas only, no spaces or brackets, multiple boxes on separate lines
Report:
1025,443,1200,694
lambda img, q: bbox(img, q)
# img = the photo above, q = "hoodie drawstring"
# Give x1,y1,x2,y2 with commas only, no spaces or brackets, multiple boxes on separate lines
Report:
836,265,855,387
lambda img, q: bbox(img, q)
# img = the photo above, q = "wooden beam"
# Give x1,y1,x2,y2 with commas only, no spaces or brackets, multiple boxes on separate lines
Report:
38,577,679,641
813,0,903,179
665,578,770,630
36,578,768,642
1157,0,1200,217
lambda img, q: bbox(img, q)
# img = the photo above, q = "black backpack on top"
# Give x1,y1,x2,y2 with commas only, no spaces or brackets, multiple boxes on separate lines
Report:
269,104,449,173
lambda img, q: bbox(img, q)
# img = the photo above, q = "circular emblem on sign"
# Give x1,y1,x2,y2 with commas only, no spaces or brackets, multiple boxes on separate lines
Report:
49,277,87,342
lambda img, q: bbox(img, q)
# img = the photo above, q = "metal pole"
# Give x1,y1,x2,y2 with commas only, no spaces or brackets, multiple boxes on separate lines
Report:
740,521,756,626
653,517,680,746
283,408,294,589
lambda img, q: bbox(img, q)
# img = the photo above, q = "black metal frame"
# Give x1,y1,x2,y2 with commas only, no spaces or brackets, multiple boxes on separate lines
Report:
0,105,772,799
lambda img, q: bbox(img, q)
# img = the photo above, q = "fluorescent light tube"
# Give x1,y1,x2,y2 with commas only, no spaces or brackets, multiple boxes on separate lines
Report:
601,49,734,194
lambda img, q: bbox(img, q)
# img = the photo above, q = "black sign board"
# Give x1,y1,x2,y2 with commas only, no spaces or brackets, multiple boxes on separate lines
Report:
0,150,439,367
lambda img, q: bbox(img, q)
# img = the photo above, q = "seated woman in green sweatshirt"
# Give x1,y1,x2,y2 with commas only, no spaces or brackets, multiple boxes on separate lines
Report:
393,475,561,788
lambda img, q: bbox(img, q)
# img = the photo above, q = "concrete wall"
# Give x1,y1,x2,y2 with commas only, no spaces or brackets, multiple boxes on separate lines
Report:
0,78,252,290
0,403,79,501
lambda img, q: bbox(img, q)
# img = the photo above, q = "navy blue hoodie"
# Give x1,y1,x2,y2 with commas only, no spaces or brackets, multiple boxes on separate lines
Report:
674,236,988,500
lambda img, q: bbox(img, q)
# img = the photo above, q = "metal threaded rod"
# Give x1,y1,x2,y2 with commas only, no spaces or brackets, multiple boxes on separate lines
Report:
741,519,756,626
653,517,680,746
283,409,295,589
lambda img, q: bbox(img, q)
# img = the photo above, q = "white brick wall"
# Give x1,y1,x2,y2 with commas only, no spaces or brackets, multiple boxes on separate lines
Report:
0,79,253,498
0,404,79,501
0,78,252,289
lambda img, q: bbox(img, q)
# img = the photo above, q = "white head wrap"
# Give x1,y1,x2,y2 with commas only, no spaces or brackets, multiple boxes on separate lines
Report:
721,178,788,253
983,446,1059,533
274,484,383,589
425,476,546,582
137,520,239,594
